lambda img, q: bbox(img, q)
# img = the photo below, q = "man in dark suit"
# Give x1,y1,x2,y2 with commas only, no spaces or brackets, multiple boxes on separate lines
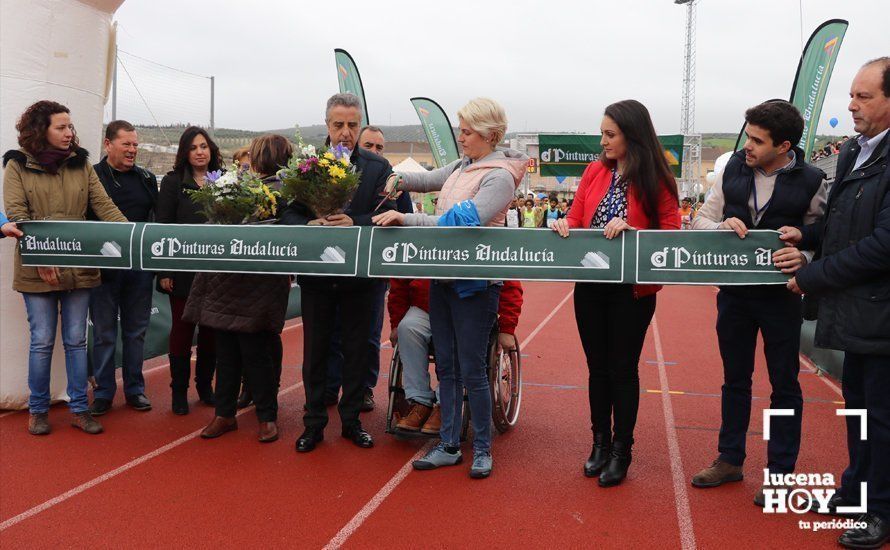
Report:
786,57,890,549
323,125,413,412
281,93,395,452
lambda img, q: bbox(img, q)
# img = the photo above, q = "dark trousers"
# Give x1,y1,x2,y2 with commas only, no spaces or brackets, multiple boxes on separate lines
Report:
89,270,155,400
325,279,387,394
168,296,215,386
840,353,890,522
214,330,278,422
716,289,803,473
239,333,283,393
574,283,655,444
302,285,375,431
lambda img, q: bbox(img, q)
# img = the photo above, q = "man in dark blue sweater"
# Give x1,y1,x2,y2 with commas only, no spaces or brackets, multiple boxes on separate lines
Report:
88,120,158,416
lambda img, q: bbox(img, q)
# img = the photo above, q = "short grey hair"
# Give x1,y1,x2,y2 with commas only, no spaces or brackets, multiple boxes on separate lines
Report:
325,93,363,123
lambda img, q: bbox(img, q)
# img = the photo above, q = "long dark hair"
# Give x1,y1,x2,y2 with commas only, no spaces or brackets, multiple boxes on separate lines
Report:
16,100,79,156
601,100,678,226
172,126,221,180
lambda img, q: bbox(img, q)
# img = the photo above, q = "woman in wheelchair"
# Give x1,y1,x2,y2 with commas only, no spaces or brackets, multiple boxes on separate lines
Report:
388,279,523,436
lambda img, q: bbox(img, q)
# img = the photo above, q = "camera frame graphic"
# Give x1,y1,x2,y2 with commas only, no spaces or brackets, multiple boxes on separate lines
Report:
761,408,868,515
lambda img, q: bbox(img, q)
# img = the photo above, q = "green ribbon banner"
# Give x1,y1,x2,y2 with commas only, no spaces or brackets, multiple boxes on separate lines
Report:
538,134,684,178
18,222,789,286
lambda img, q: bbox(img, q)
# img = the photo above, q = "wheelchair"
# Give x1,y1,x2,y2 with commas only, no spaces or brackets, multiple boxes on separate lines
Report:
385,323,522,439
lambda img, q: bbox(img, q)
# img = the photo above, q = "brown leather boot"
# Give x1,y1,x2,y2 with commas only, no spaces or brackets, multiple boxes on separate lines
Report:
71,411,103,434
421,405,442,435
258,421,279,443
28,412,51,436
396,402,432,432
200,416,237,439
691,459,743,488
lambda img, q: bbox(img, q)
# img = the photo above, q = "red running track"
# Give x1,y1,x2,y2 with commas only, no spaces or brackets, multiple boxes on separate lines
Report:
0,283,851,548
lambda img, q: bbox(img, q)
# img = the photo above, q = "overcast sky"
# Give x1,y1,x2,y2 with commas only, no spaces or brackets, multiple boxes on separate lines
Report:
111,0,886,136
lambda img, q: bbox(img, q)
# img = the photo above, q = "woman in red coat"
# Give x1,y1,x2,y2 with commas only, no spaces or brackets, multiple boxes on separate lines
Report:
551,99,680,487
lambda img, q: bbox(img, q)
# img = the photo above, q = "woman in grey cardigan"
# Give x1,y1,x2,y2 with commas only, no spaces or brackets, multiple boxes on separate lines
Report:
373,98,527,478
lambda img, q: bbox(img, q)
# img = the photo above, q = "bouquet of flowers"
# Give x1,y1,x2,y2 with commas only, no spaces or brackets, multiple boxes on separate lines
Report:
277,142,361,218
187,165,281,224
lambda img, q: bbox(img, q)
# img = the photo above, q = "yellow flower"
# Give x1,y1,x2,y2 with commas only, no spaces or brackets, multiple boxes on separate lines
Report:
328,165,346,179
324,152,335,161
319,158,330,167
339,157,350,167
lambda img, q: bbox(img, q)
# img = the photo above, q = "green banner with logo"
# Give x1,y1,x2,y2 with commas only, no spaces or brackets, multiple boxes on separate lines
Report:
368,227,626,282
18,220,137,268
790,19,848,159
411,97,460,168
139,223,361,276
635,230,788,285
538,134,684,178
18,221,789,286
334,48,369,127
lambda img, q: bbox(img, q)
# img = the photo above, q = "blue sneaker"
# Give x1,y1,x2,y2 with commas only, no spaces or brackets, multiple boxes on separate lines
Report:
470,451,493,479
413,442,462,470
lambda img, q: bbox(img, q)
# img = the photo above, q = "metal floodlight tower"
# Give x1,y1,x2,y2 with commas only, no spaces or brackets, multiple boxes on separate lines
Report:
675,0,702,199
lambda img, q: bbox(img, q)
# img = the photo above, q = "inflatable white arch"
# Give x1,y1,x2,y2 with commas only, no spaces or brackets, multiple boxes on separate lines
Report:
0,0,123,409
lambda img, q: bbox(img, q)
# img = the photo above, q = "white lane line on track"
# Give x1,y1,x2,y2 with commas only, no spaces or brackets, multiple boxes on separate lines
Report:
0,381,304,532
652,316,697,550
0,321,305,418
799,353,843,398
323,441,434,550
323,287,576,550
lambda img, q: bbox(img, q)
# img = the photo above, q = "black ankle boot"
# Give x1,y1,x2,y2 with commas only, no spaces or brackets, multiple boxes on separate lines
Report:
584,432,611,477
598,440,632,487
169,354,191,415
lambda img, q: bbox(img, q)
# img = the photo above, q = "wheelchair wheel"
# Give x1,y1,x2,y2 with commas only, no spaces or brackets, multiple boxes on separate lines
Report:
385,343,407,435
490,333,522,433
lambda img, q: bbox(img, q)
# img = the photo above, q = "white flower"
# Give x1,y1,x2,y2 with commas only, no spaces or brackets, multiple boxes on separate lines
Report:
301,145,316,157
215,171,238,189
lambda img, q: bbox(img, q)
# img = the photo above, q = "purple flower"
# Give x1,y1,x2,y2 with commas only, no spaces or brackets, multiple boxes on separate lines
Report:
332,144,350,160
205,170,223,184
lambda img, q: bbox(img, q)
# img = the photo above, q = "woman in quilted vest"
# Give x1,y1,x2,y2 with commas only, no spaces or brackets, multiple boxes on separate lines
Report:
183,135,293,444
551,100,680,487
373,98,527,479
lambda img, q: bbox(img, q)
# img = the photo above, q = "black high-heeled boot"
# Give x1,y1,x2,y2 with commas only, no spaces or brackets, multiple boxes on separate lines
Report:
584,432,611,477
598,440,632,487
169,355,191,415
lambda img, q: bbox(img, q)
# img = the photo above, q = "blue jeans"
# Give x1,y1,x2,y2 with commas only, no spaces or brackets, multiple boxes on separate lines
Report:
429,282,500,453
22,289,91,414
89,270,155,400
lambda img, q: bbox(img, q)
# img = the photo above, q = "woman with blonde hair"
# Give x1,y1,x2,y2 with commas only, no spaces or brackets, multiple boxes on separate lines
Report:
373,98,527,478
